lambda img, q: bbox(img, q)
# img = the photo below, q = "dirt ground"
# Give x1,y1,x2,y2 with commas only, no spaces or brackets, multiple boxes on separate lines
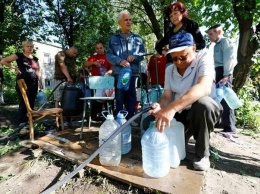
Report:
0,105,260,194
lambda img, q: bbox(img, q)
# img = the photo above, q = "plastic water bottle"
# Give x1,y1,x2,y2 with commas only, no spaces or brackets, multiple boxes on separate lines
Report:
164,119,186,168
115,110,131,155
98,64,107,76
99,112,121,166
141,121,170,178
173,119,186,160
223,85,243,109
216,83,224,102
37,90,47,105
117,67,132,90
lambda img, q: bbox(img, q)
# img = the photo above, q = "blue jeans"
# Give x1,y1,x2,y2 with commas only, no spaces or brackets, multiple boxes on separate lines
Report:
114,75,137,120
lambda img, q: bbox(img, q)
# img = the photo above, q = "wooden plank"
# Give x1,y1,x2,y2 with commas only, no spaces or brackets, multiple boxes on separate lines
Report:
32,127,203,193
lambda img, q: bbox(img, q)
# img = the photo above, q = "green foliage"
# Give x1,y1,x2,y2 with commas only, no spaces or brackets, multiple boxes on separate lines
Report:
1,46,20,105
210,147,220,168
1,0,259,96
36,0,117,66
0,1,47,51
44,89,54,101
0,138,21,156
0,174,15,183
3,67,16,88
3,88,18,105
251,32,260,77
0,127,15,137
33,122,46,134
236,80,260,132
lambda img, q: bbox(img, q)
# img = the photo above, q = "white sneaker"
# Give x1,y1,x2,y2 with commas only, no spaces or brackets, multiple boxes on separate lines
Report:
193,156,210,171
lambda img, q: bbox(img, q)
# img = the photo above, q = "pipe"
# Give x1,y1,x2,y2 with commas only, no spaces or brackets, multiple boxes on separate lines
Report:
41,106,152,194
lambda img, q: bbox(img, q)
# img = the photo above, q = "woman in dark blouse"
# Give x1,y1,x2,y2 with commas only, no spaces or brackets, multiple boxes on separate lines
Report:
1,41,43,126
156,1,206,56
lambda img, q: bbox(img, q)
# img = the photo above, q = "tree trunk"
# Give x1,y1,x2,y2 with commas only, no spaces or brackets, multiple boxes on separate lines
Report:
140,0,163,40
232,0,258,91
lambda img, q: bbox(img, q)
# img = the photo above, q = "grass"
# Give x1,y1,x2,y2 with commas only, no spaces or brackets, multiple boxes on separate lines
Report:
0,174,15,183
0,138,21,156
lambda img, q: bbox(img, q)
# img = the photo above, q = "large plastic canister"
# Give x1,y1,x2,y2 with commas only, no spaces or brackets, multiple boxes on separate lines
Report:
216,83,225,102
223,85,243,109
115,110,131,155
61,85,84,116
99,112,121,166
164,118,186,168
141,121,170,178
37,90,48,106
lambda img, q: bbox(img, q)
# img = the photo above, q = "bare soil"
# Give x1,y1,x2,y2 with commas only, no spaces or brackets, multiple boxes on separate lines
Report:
0,105,260,194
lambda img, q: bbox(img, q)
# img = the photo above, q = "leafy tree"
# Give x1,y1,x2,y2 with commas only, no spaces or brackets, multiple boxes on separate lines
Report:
136,0,260,91
1,0,259,92
34,0,116,65
0,0,48,51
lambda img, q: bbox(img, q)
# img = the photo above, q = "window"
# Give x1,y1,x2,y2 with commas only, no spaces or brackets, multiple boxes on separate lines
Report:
45,79,51,87
43,53,51,65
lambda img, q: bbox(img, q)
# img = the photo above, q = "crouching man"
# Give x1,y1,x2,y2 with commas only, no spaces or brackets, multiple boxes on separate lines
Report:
148,33,222,171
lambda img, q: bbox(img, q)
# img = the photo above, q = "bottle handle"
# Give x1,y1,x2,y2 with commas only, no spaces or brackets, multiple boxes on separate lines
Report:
216,83,225,89
101,110,110,119
118,110,128,118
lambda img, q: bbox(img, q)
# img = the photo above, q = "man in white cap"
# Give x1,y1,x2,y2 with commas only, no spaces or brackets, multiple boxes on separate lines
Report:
148,32,222,171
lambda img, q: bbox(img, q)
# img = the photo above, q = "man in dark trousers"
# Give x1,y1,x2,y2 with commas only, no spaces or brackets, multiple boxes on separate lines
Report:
208,24,237,133
54,46,79,126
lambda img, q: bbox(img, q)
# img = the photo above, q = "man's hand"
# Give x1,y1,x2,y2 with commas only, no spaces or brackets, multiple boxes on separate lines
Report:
120,60,130,67
127,55,135,62
67,77,73,84
148,103,168,132
148,102,161,115
148,102,176,132
94,60,100,66
218,76,229,85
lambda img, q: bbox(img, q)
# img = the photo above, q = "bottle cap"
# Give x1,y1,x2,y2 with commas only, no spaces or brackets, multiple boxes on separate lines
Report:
149,121,156,128
106,114,114,120
117,113,124,119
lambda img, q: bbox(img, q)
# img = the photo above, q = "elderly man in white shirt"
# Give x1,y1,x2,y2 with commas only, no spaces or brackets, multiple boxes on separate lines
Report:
148,33,222,171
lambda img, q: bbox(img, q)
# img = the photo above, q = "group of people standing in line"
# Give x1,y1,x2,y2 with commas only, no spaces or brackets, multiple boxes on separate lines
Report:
0,1,238,171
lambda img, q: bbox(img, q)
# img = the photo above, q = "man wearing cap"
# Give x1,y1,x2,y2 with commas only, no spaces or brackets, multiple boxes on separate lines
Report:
148,33,221,171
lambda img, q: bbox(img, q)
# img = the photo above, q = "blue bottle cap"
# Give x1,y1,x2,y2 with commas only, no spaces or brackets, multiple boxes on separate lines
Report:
117,113,124,119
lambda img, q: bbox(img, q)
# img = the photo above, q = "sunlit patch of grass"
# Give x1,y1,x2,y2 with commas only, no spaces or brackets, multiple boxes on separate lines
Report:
0,127,15,136
210,147,220,169
0,174,15,183
0,138,21,156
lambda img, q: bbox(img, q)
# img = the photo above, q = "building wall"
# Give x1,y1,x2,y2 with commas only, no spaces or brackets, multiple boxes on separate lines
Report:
33,41,62,90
